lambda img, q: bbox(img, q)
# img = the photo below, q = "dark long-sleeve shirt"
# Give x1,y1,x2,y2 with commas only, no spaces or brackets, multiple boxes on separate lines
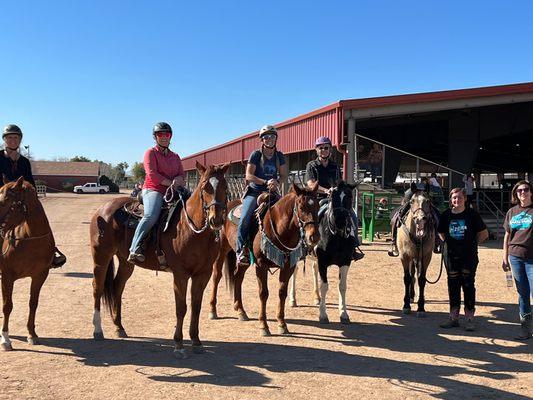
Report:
0,150,35,188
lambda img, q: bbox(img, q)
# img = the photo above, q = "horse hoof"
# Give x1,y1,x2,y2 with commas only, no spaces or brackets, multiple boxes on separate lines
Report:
402,308,411,315
340,317,351,325
173,348,188,359
27,336,40,345
116,329,128,338
278,326,290,335
319,316,330,324
260,328,271,337
192,345,205,354
417,311,426,318
93,332,105,341
208,311,218,320
1,342,13,351
238,312,249,322
290,300,297,308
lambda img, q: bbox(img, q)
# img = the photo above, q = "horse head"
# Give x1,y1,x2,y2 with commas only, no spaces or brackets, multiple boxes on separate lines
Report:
291,181,320,246
327,180,356,238
195,161,230,230
408,187,432,239
0,176,32,236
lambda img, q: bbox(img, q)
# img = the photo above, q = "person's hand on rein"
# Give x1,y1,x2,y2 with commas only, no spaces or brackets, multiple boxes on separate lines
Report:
267,178,279,191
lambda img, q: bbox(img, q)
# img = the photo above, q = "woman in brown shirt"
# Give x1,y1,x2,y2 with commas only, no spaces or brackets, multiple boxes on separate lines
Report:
502,180,533,340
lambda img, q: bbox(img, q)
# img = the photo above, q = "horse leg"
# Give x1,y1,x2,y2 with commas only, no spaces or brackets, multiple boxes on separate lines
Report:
209,252,224,320
277,266,294,334
112,258,134,337
189,271,212,353
417,263,428,318
338,265,351,324
312,261,321,305
318,271,329,324
410,262,416,304
288,264,298,308
255,264,270,336
402,260,411,314
92,255,113,341
172,272,188,359
27,269,49,345
1,275,14,351
233,262,250,321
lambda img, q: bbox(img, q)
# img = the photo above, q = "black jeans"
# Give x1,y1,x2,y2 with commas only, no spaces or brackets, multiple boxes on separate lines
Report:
444,254,477,313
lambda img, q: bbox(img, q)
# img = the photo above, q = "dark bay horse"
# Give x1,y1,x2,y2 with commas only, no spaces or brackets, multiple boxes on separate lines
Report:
289,181,359,324
397,184,435,317
0,177,57,351
209,182,320,336
90,162,229,358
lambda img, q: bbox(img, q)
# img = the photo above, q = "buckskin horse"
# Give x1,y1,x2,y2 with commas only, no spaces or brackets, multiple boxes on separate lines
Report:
209,182,320,336
397,183,435,317
289,181,359,324
0,177,57,351
90,162,229,358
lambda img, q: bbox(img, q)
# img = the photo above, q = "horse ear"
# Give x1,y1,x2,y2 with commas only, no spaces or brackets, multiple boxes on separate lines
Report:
196,161,207,176
410,182,418,192
291,182,303,195
219,162,231,175
2,174,10,185
14,176,24,190
347,182,357,191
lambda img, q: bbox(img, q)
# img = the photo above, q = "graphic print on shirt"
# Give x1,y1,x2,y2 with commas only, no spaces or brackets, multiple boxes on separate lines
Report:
509,211,533,230
263,160,277,180
449,219,467,240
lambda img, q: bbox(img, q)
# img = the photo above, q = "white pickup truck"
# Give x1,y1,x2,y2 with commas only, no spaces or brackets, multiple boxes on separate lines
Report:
73,183,110,194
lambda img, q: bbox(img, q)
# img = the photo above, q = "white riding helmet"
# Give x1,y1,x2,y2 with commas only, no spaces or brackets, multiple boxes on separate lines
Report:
259,125,278,139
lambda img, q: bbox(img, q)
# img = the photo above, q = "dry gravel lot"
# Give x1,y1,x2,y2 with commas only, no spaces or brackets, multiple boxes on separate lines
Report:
0,192,531,400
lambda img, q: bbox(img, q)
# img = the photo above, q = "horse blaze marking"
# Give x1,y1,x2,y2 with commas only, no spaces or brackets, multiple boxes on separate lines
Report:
339,192,345,203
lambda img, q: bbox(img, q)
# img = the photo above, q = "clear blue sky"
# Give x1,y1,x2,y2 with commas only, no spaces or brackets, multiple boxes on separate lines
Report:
1,1,532,169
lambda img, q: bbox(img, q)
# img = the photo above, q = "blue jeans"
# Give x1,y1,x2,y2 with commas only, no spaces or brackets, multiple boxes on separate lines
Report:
129,189,164,254
509,255,533,318
237,194,259,253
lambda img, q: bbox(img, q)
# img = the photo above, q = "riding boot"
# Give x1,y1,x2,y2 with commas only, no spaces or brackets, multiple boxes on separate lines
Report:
440,308,460,328
352,246,365,262
515,314,532,340
51,248,67,268
464,308,475,331
237,246,250,265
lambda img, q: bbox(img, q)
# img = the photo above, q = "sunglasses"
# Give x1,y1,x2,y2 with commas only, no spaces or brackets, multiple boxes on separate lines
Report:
155,132,172,138
517,187,530,193
317,146,331,151
262,134,277,140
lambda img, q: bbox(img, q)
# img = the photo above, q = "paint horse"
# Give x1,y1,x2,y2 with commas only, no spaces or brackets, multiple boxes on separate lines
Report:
90,162,229,358
209,182,320,336
397,183,436,317
0,177,57,351
289,181,360,324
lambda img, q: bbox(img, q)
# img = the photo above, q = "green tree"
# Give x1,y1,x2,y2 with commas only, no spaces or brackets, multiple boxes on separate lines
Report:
131,162,146,183
70,155,91,162
111,162,129,184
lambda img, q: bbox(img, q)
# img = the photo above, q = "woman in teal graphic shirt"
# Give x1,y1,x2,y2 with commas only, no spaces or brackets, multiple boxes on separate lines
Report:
502,180,533,340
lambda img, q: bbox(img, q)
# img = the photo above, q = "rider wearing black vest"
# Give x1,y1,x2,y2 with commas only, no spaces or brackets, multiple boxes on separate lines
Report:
0,124,66,268
305,136,364,261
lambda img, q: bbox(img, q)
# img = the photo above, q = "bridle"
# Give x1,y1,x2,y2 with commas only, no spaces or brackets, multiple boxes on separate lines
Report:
325,188,352,238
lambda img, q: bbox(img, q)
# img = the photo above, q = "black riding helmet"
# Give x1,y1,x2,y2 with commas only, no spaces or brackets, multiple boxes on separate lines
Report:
153,122,172,135
2,124,23,139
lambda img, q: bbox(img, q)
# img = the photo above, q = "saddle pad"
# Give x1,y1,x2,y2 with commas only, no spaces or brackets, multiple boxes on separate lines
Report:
228,204,242,226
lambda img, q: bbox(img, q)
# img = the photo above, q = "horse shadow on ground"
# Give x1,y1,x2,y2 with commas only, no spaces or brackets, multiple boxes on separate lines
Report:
13,300,531,400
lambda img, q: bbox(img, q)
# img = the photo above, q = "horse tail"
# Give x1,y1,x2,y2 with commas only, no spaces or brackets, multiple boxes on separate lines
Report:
223,250,237,295
102,258,115,316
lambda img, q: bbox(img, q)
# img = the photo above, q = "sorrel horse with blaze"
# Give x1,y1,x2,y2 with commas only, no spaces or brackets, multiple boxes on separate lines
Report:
90,162,229,358
210,182,320,336
0,177,57,351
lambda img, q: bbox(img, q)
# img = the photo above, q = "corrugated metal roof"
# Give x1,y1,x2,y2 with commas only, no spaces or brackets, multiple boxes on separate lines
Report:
182,82,533,171
31,161,100,177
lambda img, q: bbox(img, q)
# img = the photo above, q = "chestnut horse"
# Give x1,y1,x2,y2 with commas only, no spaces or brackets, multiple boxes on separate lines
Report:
209,182,320,336
90,162,229,358
397,185,435,317
0,177,57,351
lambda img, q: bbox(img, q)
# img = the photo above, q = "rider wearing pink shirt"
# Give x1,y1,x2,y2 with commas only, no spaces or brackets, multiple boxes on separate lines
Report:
128,122,185,264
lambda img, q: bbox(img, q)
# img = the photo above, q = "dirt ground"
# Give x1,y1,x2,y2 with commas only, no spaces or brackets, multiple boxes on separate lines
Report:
0,192,531,400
